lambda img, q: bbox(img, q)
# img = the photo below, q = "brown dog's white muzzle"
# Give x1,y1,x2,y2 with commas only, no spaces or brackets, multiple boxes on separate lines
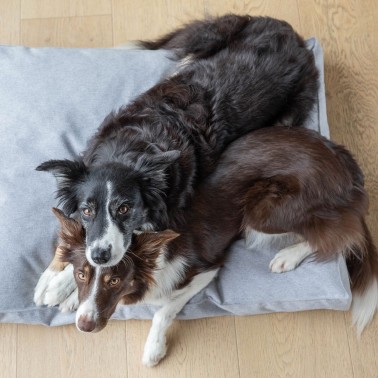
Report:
77,314,97,332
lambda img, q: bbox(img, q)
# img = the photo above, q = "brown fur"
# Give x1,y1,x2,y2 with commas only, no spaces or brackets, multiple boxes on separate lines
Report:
347,220,378,293
51,127,377,331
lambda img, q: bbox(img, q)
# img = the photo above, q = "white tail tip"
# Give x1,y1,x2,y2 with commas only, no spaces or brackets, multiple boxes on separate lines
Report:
352,278,378,337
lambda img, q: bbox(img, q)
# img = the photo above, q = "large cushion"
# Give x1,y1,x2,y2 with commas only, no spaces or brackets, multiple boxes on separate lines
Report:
0,39,351,326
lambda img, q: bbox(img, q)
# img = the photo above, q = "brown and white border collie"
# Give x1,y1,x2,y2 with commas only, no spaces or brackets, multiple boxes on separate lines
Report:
36,127,378,367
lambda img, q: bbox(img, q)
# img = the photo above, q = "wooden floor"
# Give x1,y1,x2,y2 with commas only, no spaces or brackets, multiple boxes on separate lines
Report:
1,0,378,377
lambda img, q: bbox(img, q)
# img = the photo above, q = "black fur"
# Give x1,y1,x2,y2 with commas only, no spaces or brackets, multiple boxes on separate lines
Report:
37,15,319,266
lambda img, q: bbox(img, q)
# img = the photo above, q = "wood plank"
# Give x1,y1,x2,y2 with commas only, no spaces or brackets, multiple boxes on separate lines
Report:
204,0,246,17
112,0,205,46
21,15,113,47
298,2,378,376
344,313,378,378
21,0,112,19
236,311,353,378
298,0,378,235
205,0,301,31
126,318,240,377
17,322,128,378
0,324,17,378
0,0,20,44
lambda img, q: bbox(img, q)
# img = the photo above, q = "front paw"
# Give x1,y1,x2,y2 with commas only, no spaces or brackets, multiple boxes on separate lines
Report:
43,264,77,307
34,268,61,306
59,288,79,312
142,336,167,367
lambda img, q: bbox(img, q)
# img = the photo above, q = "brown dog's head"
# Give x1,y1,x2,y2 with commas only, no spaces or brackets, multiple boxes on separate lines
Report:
52,208,179,332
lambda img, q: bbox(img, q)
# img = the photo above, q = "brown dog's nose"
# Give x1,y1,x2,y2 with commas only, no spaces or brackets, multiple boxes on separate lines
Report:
77,315,96,332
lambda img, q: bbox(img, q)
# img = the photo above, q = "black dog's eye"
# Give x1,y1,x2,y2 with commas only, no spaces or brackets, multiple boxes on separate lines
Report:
118,204,129,215
82,208,92,217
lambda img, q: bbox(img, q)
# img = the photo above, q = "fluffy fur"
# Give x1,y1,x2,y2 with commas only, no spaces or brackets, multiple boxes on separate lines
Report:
40,127,378,366
36,14,318,267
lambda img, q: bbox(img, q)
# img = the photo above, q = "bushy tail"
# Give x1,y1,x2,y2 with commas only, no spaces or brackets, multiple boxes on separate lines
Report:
347,219,378,336
139,14,253,59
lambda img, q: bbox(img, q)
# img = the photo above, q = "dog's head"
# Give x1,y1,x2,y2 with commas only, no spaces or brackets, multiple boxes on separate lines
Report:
37,150,179,267
53,208,179,332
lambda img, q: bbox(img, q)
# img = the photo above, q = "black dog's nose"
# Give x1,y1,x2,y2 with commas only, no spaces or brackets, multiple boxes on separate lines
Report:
92,246,111,264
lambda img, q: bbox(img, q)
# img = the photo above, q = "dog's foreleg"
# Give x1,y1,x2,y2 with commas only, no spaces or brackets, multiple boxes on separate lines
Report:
59,287,79,312
43,264,77,307
142,269,218,367
34,246,69,306
269,241,315,273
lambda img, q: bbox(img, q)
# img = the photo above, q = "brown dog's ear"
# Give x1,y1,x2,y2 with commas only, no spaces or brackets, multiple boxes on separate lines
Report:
52,208,83,238
133,229,180,253
153,229,180,244
52,208,85,261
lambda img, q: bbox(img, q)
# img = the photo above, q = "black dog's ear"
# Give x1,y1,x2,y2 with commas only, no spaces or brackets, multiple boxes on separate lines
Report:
36,159,88,215
135,150,181,225
135,150,181,191
135,150,181,172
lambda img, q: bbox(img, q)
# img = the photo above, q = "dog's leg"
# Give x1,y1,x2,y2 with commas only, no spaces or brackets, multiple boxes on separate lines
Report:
34,246,69,306
142,269,218,367
59,287,79,312
245,228,303,251
42,264,77,307
269,241,315,273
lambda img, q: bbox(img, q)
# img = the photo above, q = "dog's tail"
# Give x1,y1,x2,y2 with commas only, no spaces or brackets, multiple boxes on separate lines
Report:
347,219,378,336
138,14,252,59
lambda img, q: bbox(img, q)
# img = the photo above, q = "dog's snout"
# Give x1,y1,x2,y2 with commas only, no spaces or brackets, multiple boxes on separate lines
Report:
92,245,112,264
77,315,97,332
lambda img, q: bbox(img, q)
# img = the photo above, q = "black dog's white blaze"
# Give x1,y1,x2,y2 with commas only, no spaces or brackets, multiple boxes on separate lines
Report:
86,182,128,267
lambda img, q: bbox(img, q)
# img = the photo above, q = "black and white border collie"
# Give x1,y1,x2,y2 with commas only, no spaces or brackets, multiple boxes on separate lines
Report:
36,15,318,268
36,128,378,366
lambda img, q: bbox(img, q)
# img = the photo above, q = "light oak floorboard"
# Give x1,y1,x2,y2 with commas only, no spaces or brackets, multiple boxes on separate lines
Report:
0,0,20,44
126,318,240,377
17,322,128,378
0,324,17,378
21,15,113,47
298,0,378,237
0,2,19,374
21,0,112,19
205,0,301,31
112,0,205,46
236,311,353,378
298,1,378,376
344,313,378,378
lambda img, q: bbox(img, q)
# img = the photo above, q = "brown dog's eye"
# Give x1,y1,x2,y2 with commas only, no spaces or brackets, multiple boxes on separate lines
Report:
109,278,121,287
77,272,86,281
118,205,129,215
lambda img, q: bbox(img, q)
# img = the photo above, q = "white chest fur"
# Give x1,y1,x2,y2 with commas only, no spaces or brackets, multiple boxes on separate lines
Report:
142,254,188,305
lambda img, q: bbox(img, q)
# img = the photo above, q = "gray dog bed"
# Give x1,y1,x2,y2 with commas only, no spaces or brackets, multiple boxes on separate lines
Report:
0,39,351,326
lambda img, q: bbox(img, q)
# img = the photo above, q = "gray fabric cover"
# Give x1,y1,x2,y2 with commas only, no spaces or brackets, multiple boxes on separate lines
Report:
0,39,351,326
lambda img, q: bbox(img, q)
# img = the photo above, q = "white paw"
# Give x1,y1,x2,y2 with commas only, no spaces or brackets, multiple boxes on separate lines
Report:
269,242,313,273
43,265,77,306
59,288,79,312
269,250,300,273
142,337,167,367
34,268,61,306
